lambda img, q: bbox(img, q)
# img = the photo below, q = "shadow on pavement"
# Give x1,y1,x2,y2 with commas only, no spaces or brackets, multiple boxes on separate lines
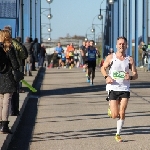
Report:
7,68,45,150
40,84,106,96
131,82,150,88
30,125,150,142
7,97,39,150
40,81,150,97
33,111,150,124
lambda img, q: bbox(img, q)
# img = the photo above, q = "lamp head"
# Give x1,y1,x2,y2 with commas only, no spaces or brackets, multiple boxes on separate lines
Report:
48,37,51,41
91,28,95,33
47,14,52,19
48,28,52,32
109,0,114,4
85,37,88,41
47,0,53,4
98,14,103,20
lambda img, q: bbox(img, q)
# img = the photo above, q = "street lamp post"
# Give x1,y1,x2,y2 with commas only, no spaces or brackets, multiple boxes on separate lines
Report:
47,0,53,4
35,0,38,38
85,34,95,41
98,12,104,58
91,15,102,43
41,0,53,42
42,23,52,32
20,0,24,42
97,0,114,58
95,32,102,45
91,25,95,42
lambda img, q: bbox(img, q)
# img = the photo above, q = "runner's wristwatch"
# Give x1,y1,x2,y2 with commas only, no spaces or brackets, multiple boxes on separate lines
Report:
104,76,108,79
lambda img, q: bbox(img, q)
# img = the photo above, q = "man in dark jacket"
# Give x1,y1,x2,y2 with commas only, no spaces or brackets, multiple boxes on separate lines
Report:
23,37,34,76
39,44,46,67
33,38,41,70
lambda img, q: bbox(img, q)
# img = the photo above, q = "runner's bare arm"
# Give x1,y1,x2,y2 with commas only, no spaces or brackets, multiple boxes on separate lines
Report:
101,54,112,77
129,57,138,80
96,49,100,58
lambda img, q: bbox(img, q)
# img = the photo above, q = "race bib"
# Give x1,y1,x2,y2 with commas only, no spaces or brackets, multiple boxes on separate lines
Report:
113,71,125,79
69,52,73,56
58,53,61,58
89,53,95,58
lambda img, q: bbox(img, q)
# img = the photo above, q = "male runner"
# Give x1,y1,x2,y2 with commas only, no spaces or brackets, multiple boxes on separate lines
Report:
101,37,138,142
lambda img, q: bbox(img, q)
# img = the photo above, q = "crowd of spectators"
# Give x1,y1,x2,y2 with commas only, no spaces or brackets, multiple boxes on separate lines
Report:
0,25,46,134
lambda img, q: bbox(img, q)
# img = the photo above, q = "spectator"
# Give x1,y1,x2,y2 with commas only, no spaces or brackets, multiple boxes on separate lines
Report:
147,48,150,71
39,44,46,67
33,38,41,70
0,30,21,133
23,37,34,76
16,36,27,93
140,42,148,68
4,26,27,116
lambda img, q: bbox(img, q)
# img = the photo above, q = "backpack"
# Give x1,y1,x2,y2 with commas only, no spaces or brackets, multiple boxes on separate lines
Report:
0,46,8,73
12,39,28,60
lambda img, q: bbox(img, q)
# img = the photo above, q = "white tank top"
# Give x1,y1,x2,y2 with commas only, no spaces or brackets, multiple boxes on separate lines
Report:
106,53,130,91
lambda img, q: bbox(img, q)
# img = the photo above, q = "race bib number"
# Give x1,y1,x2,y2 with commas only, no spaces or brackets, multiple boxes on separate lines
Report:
89,53,95,58
69,52,73,56
58,53,61,58
113,71,125,79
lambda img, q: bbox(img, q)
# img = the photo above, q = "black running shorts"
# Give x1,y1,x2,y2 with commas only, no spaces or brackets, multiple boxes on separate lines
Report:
88,60,96,71
109,90,130,100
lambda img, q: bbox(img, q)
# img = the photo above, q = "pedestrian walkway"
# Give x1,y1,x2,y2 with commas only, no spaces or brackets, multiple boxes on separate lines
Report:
6,67,150,150
0,69,40,150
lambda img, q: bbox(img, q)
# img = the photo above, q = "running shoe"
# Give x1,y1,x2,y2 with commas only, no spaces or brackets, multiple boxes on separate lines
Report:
108,107,112,118
87,77,90,83
87,79,90,83
90,80,93,85
69,66,72,69
86,74,88,77
115,134,123,142
106,96,109,101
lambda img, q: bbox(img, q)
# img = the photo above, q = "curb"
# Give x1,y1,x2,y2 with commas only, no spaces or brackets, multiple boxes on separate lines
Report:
1,67,43,150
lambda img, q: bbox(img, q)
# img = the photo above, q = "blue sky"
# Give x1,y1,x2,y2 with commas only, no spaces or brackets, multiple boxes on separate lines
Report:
0,0,149,41
41,0,150,40
41,0,106,40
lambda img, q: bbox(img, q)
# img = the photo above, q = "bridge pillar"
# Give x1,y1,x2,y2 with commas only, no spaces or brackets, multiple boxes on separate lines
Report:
112,0,119,52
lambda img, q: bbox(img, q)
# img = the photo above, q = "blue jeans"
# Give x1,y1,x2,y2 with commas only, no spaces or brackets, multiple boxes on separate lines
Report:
39,56,45,67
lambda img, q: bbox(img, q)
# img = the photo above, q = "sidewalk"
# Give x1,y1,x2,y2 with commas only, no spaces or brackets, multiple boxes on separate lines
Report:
0,68,41,150
4,67,150,150
26,67,150,150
